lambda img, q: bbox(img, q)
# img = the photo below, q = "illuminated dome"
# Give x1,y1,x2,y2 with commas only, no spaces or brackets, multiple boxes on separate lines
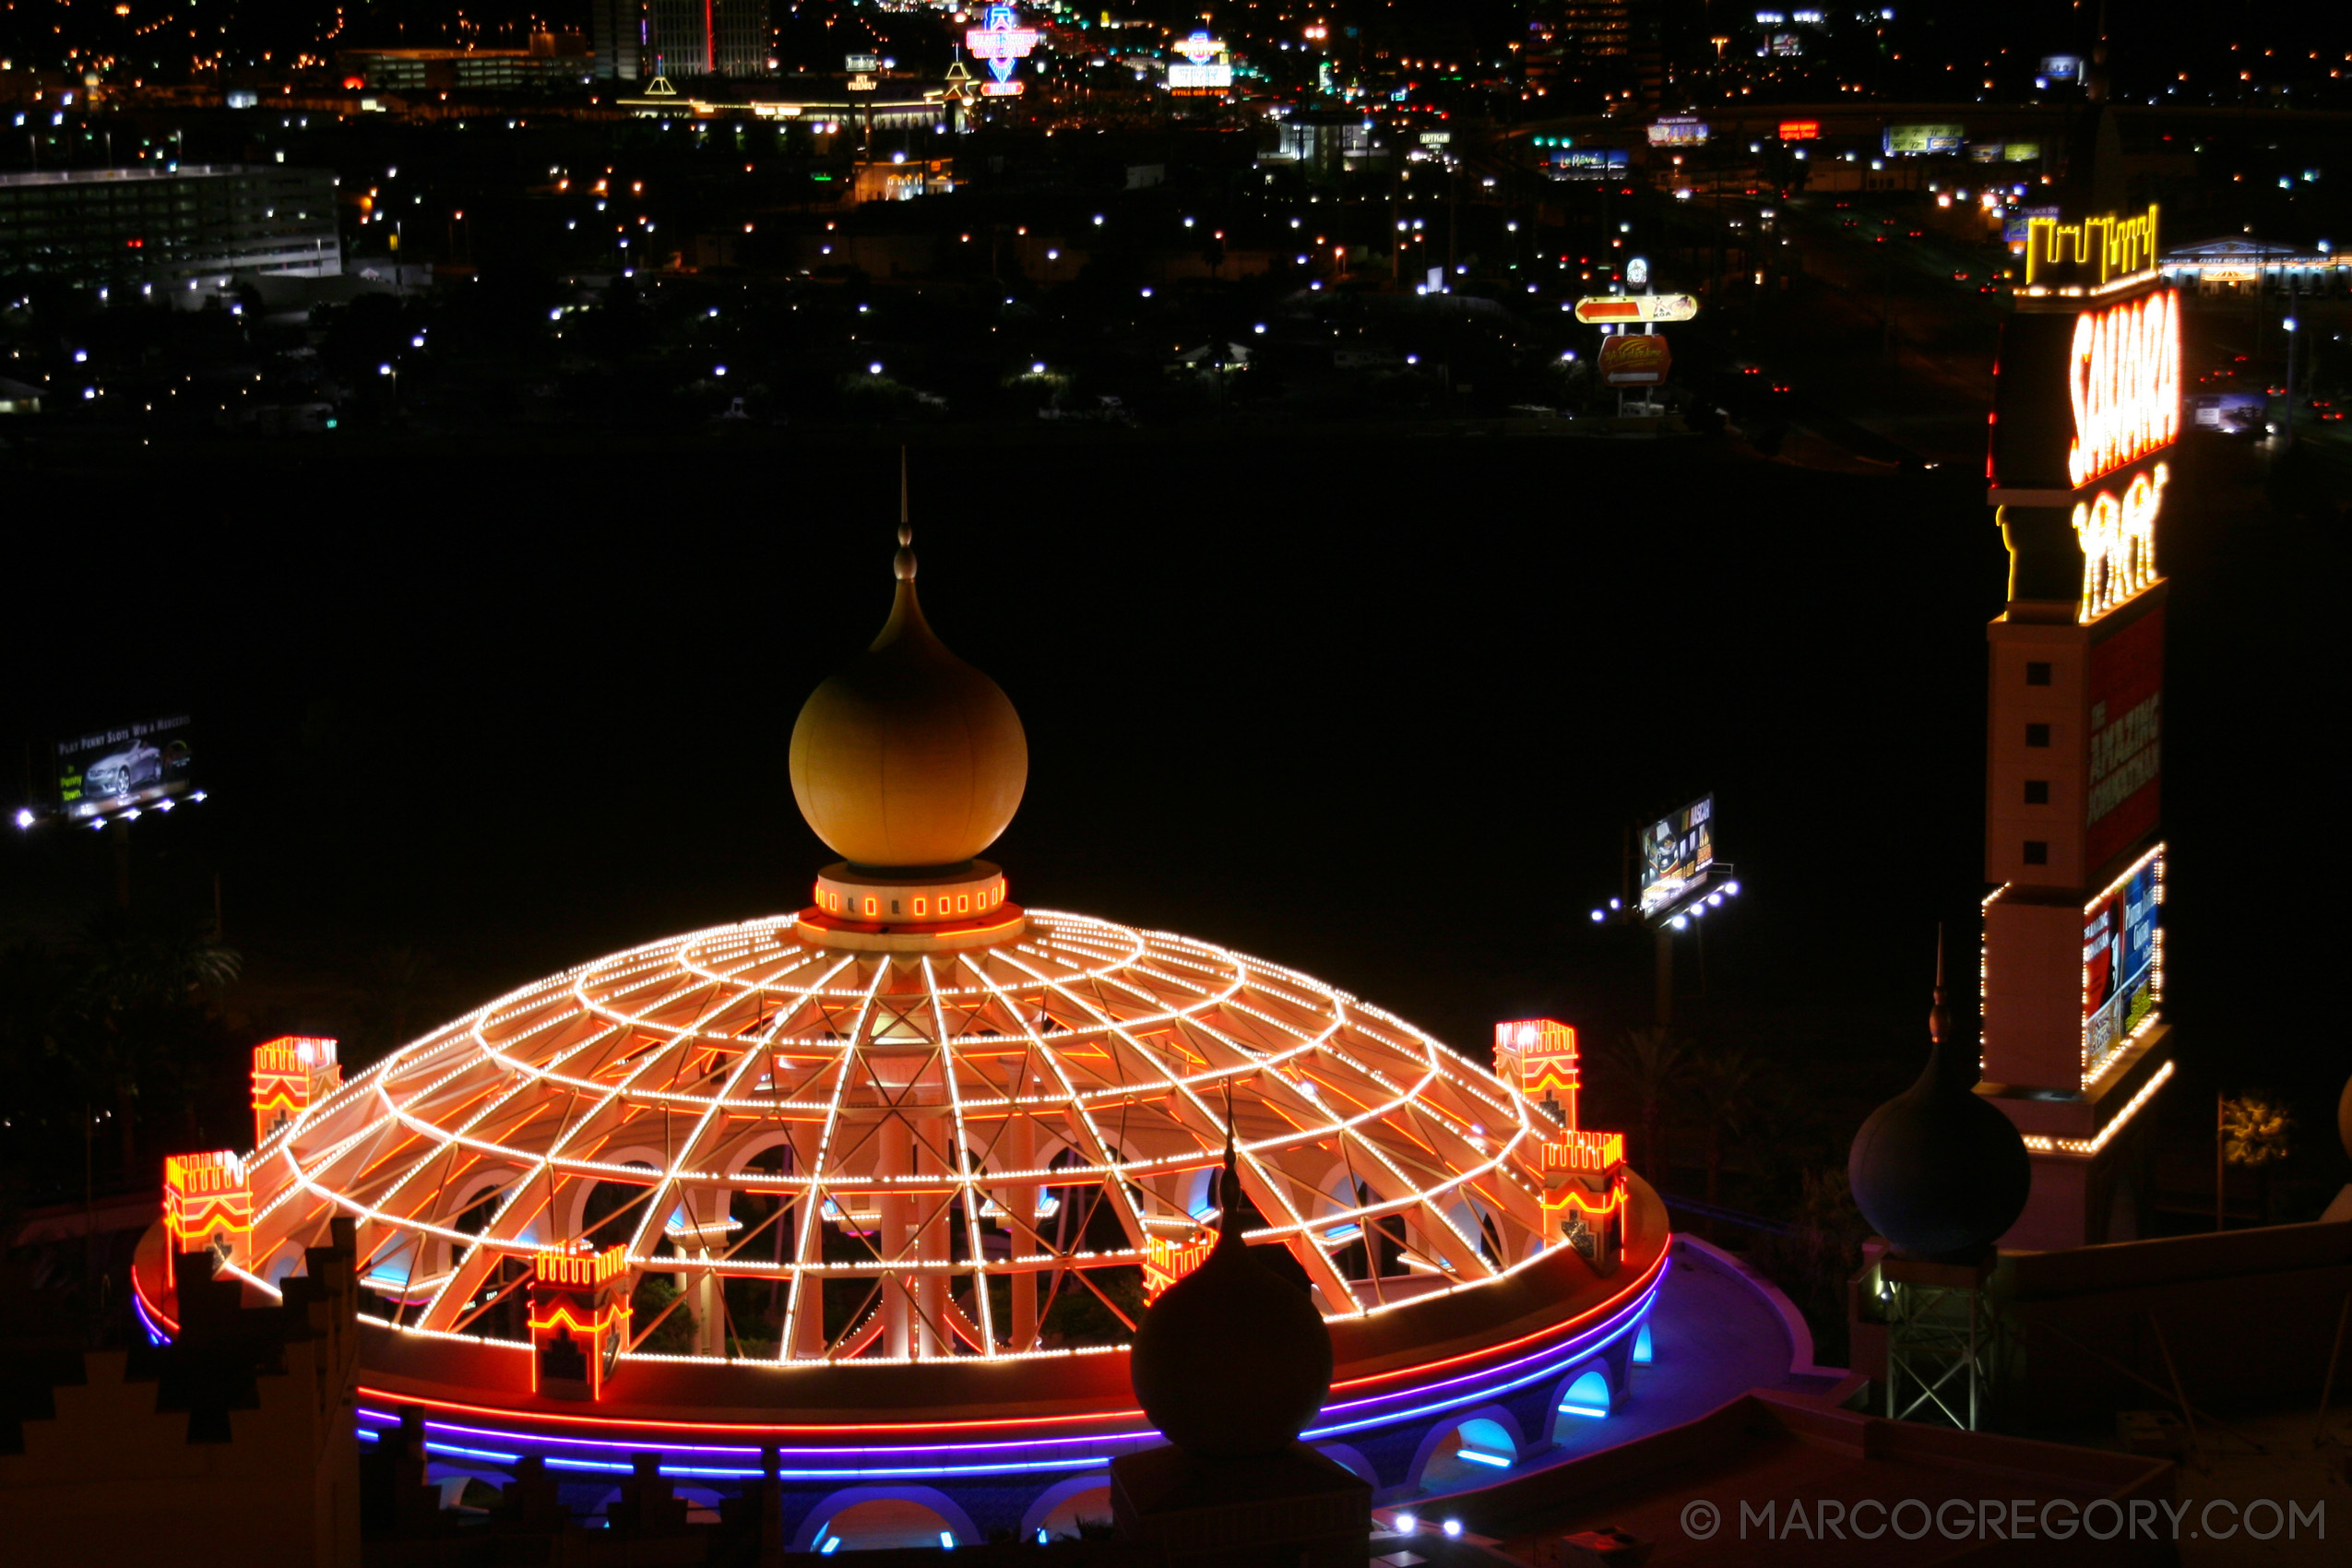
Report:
136,525,1669,1538
228,909,1569,1354
789,528,1027,870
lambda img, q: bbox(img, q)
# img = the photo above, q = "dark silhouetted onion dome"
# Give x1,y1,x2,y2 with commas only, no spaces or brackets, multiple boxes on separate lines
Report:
789,519,1027,872
1848,936,2031,1264
1129,1132,1334,1459
2336,1070,2351,1166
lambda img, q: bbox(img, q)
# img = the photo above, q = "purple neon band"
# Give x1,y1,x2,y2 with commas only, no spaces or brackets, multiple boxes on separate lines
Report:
350,1265,1659,1481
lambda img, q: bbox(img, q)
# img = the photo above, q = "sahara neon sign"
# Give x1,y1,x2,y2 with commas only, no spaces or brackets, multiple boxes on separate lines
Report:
2073,461,2168,620
2067,288,2180,488
2025,204,2163,289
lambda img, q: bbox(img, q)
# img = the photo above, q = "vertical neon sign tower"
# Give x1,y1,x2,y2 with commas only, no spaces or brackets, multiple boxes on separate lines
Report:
1980,205,2178,1249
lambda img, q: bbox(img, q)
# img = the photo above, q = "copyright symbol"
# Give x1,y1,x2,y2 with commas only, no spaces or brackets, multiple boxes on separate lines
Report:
1681,1500,1720,1540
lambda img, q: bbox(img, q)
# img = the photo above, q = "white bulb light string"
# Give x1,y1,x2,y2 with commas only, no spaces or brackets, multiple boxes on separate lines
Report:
237,911,1563,1355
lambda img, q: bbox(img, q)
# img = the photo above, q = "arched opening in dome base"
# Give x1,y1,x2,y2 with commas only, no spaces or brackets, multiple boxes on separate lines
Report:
795,1488,977,1552
1557,1367,1612,1420
1410,1409,1525,1493
1021,1479,1113,1542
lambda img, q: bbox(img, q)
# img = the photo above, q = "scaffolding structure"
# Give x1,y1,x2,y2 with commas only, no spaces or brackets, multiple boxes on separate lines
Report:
1883,1253,2001,1431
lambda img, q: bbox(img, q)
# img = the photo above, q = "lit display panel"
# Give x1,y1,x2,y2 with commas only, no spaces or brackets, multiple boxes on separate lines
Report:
56,714,195,822
1638,796,1715,918
2082,845,2162,1083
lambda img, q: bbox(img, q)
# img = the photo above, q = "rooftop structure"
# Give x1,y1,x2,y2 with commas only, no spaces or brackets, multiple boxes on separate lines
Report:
0,164,340,288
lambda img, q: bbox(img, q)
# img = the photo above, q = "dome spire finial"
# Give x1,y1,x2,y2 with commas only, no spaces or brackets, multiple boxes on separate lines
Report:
1929,924,1950,1048
894,448,917,579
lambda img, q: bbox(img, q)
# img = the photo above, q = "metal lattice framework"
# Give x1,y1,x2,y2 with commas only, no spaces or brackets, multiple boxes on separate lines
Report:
242,910,1562,1364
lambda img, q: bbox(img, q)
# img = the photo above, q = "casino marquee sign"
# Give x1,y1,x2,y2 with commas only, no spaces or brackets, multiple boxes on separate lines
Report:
1988,205,2180,623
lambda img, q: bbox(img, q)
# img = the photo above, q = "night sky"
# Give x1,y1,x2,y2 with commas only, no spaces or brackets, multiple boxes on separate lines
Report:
1,426,2339,1195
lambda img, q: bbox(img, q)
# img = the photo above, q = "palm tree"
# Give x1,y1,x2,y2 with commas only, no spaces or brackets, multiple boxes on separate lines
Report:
72,911,242,1177
1598,1027,1687,1182
2220,1093,2295,1225
1684,1044,1761,1229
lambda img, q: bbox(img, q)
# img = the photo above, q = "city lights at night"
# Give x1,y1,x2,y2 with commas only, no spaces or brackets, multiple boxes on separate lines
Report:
0,0,2347,1562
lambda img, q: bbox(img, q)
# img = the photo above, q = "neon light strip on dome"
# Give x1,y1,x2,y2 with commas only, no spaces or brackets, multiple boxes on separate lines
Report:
342,1265,1664,1480
337,1236,1665,1417
782,962,885,1359
922,954,999,1351
233,910,1574,1355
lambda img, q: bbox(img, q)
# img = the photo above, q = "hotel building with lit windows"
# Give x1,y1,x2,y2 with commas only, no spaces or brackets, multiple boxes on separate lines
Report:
0,164,341,287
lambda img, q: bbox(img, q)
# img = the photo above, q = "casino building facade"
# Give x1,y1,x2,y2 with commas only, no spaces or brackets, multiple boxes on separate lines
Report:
135,525,1664,1548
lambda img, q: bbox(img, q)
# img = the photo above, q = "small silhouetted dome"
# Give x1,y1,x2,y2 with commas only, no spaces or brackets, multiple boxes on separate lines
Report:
2336,1071,2352,1165
1848,955,2031,1263
789,529,1027,870
1129,1151,1333,1459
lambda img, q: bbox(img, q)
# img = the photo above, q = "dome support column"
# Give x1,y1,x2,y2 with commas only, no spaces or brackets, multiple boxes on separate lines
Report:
915,1126,948,1360
1005,1116,1038,1353
880,1116,913,1359
787,1125,827,1361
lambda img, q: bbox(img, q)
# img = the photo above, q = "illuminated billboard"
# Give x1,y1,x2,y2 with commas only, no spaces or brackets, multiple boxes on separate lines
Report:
2191,392,2266,434
1598,332,1671,386
1574,294,1698,325
2085,606,2162,871
57,715,195,822
965,5,1039,91
1646,117,1708,147
2003,204,2061,246
1168,64,1231,90
1548,148,1629,180
1638,795,1714,918
1883,124,1963,156
1777,120,1819,141
1167,30,1231,93
2083,847,2161,1073
2040,54,2084,81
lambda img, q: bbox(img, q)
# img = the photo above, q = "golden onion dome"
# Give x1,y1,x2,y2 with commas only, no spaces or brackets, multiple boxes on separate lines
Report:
788,528,1028,870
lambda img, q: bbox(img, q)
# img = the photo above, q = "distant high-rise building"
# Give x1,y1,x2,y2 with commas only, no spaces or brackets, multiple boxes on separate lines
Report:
1525,0,1661,111
591,0,647,83
0,165,341,285
712,0,769,78
596,0,765,81
642,0,768,78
